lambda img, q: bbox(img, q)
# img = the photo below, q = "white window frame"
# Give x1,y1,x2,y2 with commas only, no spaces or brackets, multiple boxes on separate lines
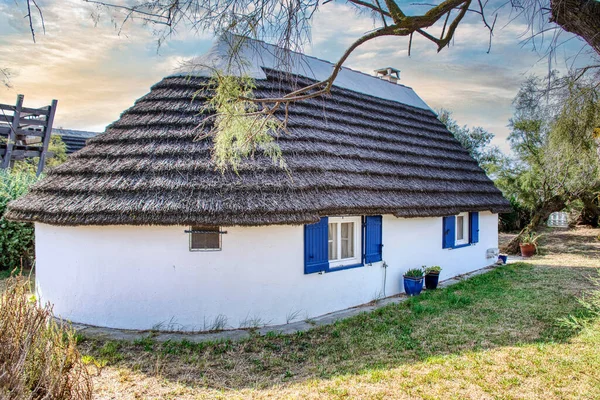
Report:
455,212,469,246
328,216,362,268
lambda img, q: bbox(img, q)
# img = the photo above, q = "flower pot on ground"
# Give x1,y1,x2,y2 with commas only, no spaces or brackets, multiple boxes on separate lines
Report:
424,265,442,290
403,268,424,296
519,243,536,257
519,232,543,258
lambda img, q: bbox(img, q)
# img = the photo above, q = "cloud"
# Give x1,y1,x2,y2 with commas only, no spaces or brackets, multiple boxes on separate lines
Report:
0,0,595,154
0,0,209,131
305,2,587,151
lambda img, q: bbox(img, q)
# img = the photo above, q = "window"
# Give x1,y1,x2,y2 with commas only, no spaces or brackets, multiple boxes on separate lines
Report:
455,212,469,245
327,216,361,268
442,212,480,249
189,226,221,251
304,215,383,274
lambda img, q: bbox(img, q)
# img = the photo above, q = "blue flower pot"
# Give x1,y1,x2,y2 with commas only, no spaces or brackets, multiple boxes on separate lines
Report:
498,254,508,264
403,276,424,296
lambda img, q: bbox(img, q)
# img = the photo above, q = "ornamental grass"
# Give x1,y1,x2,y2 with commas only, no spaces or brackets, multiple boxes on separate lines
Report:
0,276,92,400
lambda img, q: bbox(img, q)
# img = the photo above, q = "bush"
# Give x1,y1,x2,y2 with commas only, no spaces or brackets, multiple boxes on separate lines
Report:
0,276,92,399
12,135,67,175
499,197,532,232
0,169,39,270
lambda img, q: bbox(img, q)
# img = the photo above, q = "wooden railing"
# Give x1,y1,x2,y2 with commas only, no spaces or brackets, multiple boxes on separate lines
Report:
0,94,58,176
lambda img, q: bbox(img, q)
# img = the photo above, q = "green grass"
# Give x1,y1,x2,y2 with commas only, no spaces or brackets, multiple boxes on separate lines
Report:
83,262,600,398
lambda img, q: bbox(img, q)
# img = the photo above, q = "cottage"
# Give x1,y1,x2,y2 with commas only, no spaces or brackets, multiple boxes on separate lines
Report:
6,35,510,331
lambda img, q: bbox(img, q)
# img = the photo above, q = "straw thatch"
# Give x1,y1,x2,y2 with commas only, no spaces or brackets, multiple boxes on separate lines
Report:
6,69,510,226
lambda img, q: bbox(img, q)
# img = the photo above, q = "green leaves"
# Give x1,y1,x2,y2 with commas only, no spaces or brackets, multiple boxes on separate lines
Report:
500,73,600,220
199,73,285,173
0,169,39,270
437,108,503,176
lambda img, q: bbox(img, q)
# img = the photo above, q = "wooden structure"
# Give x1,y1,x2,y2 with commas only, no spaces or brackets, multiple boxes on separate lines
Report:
0,94,58,176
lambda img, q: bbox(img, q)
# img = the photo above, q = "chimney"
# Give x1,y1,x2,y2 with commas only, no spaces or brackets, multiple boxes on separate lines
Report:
374,67,401,83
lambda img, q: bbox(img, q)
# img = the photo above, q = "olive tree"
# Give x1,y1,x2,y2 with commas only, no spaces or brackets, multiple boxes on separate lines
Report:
500,74,600,252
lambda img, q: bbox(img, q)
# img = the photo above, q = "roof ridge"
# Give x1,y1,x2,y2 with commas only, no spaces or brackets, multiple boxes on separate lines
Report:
227,34,415,91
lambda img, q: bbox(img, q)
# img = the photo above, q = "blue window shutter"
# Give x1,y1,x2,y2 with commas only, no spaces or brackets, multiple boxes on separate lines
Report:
469,212,480,243
365,215,383,263
304,217,329,274
442,216,456,249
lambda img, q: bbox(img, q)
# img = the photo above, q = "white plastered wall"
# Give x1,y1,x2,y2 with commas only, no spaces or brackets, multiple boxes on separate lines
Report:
34,212,498,330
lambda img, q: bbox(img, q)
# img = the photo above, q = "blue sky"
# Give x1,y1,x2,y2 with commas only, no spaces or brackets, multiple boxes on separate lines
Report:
0,0,595,152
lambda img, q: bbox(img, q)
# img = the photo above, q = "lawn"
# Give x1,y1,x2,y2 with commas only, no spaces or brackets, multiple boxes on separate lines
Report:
77,227,600,399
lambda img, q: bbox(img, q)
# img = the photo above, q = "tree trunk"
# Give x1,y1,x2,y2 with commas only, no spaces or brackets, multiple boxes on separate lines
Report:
550,0,600,56
502,196,566,254
578,194,600,227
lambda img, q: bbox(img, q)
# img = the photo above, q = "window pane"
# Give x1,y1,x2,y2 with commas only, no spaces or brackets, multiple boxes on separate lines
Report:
191,226,220,250
328,223,338,260
341,222,354,259
456,216,464,240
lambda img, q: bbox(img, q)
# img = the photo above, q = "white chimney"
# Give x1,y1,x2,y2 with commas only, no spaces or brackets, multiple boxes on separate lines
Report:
374,67,401,83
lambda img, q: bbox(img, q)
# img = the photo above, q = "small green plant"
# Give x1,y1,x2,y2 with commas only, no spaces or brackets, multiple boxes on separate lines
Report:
404,268,423,278
561,268,600,330
424,265,442,275
520,231,543,246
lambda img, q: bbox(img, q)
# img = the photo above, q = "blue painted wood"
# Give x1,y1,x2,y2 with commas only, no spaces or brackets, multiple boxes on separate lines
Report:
469,212,479,244
364,215,383,263
442,216,456,249
304,217,329,274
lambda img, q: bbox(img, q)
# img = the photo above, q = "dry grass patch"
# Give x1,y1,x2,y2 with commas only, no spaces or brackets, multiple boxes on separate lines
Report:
500,226,600,268
0,276,92,399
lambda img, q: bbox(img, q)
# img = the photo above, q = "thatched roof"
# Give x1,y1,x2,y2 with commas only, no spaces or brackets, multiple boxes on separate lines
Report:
6,37,510,227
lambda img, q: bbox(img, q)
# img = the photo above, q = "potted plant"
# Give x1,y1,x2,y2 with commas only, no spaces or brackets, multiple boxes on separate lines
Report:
424,265,442,290
519,231,543,257
403,268,424,296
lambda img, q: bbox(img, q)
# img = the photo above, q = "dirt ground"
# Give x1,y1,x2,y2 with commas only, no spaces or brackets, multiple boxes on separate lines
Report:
499,226,600,268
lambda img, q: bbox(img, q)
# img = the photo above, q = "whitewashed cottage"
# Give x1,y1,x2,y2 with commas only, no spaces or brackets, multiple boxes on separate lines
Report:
6,35,510,331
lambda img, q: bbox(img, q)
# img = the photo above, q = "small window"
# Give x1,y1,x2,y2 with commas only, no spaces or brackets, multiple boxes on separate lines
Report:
455,212,469,246
328,216,361,268
190,226,221,251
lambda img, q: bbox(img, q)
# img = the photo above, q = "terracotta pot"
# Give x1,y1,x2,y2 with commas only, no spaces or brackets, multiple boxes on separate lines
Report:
519,243,536,257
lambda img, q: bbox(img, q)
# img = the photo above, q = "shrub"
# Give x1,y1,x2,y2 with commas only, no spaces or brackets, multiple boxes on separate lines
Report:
0,169,39,270
0,276,92,399
12,135,67,174
499,197,531,232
